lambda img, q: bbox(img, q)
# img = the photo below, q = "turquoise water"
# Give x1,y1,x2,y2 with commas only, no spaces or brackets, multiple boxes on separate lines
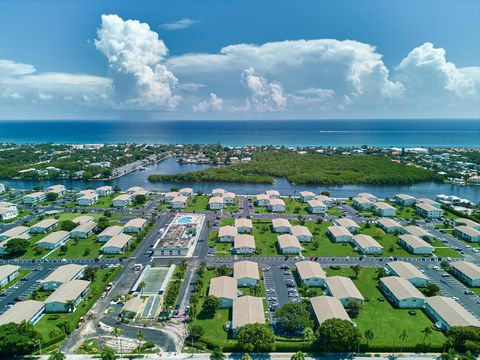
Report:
177,216,193,224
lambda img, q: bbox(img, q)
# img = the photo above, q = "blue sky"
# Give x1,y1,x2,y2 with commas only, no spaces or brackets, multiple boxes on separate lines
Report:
0,0,479,119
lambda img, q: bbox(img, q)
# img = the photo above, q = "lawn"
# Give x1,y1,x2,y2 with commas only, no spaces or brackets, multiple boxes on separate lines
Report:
326,206,343,217
185,195,210,211
430,239,462,258
387,202,421,220
47,235,102,259
325,267,446,351
254,197,311,215
359,224,414,257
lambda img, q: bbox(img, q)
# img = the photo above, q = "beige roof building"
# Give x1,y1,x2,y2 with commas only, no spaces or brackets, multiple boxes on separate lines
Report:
0,264,20,281
296,261,326,281
268,198,285,206
0,300,44,325
234,261,260,281
42,264,85,284
352,234,383,250
209,196,224,205
98,225,123,238
101,234,132,250
0,226,30,240
425,296,480,328
124,218,147,229
32,218,58,230
328,226,353,238
325,276,364,302
335,218,360,230
403,225,434,239
277,234,302,249
234,234,255,249
45,279,90,303
450,261,480,282
265,190,280,198
235,218,253,229
218,225,238,238
271,218,291,229
310,296,350,325
380,276,425,301
291,225,312,238
209,276,237,300
377,217,403,229
232,296,265,329
72,222,97,234
122,297,144,315
386,261,428,282
73,215,93,224
36,230,70,247
455,218,480,229
399,234,434,251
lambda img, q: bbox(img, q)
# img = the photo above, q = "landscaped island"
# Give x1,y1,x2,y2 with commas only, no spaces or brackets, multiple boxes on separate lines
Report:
149,152,438,185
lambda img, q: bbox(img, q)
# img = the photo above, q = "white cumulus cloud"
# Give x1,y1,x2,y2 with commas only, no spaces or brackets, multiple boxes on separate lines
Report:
159,18,199,30
192,93,223,112
241,67,287,111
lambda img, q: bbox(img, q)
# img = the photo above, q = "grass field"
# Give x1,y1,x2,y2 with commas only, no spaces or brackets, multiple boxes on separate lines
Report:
326,206,344,217
387,202,421,220
47,235,102,258
186,195,210,211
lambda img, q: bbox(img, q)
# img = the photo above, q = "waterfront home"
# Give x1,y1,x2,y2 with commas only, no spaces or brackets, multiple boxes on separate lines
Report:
450,261,480,287
453,226,480,243
0,265,19,287
398,234,434,255
296,261,326,287
121,297,144,319
277,234,302,254
357,192,377,202
325,276,364,307
218,226,237,242
291,225,313,242
372,202,396,217
0,183,4,193
30,218,58,234
101,234,132,254
96,185,113,196
208,276,237,308
380,276,425,308
208,196,224,210
327,226,353,243
123,218,147,233
231,296,265,333
36,230,70,250
265,189,280,198
386,261,428,287
310,296,350,326
70,222,97,239
41,264,85,291
223,192,236,204
394,194,416,206
454,218,480,230
424,296,480,330
352,196,373,210
179,188,194,197
0,202,18,221
255,194,270,206
235,218,252,233
377,218,404,234
113,194,132,207
171,195,188,209
23,191,46,204
164,191,179,203
0,300,44,326
307,199,327,214
97,225,123,242
234,260,259,287
77,192,98,206
73,215,93,225
271,218,291,233
212,188,226,197
44,279,90,313
315,194,335,206
0,226,30,241
352,234,383,255
267,198,285,212
334,218,360,233
299,191,315,202
403,225,435,242
416,198,442,208
127,186,148,197
416,203,443,218
47,184,67,197
233,234,256,254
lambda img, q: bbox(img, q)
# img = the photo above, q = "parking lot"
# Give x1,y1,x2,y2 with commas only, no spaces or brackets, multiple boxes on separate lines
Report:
262,264,300,319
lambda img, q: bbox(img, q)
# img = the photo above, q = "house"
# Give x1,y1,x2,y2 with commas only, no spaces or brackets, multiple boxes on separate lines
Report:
0,183,4,193
256,194,270,206
315,194,335,206
310,296,350,326
327,226,353,243
380,276,425,308
121,297,144,319
0,226,30,242
223,192,236,204
208,196,224,210
372,202,396,217
164,191,179,203
416,198,442,208
234,261,259,287
235,218,252,233
171,195,188,209
77,192,98,206
41,264,85,290
123,218,147,233
44,279,90,313
395,194,416,206
277,234,302,254
73,215,93,225
325,276,364,307
231,296,265,332
23,191,46,204
36,231,71,249
296,261,326,287
453,226,480,243
403,226,435,242
208,276,237,308
357,192,377,202
267,198,285,212
113,194,132,207
0,202,18,221
265,190,280,198
212,188,226,197
386,261,428,287
352,197,373,210
424,296,480,330
0,300,45,326
233,234,256,254
450,261,480,287
101,234,132,254
30,218,58,234
299,191,315,202
70,222,97,239
179,188,194,197
334,218,360,233
398,234,434,255
416,203,443,218
127,186,148,197
0,265,20,286
47,185,67,197
218,226,237,242
377,218,404,234
97,225,123,242
455,218,480,231
352,234,383,255
307,199,327,214
271,218,291,233
291,225,313,242
96,186,113,196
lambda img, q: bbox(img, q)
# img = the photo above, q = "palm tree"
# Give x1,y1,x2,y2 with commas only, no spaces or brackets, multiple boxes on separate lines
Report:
250,284,261,296
399,329,408,353
351,264,363,279
364,329,374,347
136,330,145,353
210,347,225,360
101,346,116,360
375,267,387,279
65,299,76,312
303,328,314,344
111,327,122,356
138,281,146,294
291,351,305,360
422,326,432,344
49,351,66,360
241,354,252,360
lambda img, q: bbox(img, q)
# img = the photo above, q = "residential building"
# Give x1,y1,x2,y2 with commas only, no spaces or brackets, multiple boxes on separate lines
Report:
96,186,112,196
352,197,373,210
231,296,265,332
233,234,256,254
394,194,416,206
299,191,315,202
0,202,18,221
0,264,19,286
265,190,280,198
357,192,377,202
315,194,335,206
23,191,46,204
450,261,480,287
453,226,480,243
70,222,97,239
179,188,194,197
234,260,260,287
218,226,237,242
271,218,291,233
386,261,428,287
47,185,67,197
325,276,364,307
377,218,404,234
267,198,285,212
123,218,147,233
372,202,396,217
171,195,188,209
0,183,4,193
73,215,93,225
380,276,425,308
256,194,270,206
235,218,252,233
212,188,226,197
97,225,123,242
223,192,236,204
0,226,30,242
296,261,326,287
164,191,179,203
310,296,350,326
424,296,480,330
41,264,85,291
307,199,327,214
0,300,45,325
113,194,132,207
277,234,302,254
416,203,443,218
36,231,70,249
352,234,383,255
208,276,237,308
416,198,442,208
327,226,353,243
101,234,132,254
455,218,480,231
44,280,90,313
291,225,313,242
334,218,360,233
127,186,148,197
77,192,98,206
30,218,58,234
208,196,224,210
403,226,435,242
398,234,434,255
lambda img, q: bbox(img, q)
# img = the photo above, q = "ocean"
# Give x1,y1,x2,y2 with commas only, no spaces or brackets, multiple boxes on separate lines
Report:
0,119,479,147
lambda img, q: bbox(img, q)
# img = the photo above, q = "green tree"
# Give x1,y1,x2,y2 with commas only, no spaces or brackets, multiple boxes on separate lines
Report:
375,267,387,279
241,354,251,360
447,326,480,353
65,299,76,312
111,327,122,356
83,267,97,281
364,329,374,347
274,302,312,333
291,351,305,360
135,330,144,352
423,283,440,296
210,347,225,360
399,329,408,352
422,326,432,344
134,194,147,205
250,284,261,296
188,323,205,341
236,323,275,352
101,346,116,360
351,264,363,279
97,216,110,231
46,192,58,202
317,318,360,352
202,296,220,316
347,299,362,318
49,351,66,360
5,238,30,255
0,321,42,355
60,220,76,231
303,327,315,344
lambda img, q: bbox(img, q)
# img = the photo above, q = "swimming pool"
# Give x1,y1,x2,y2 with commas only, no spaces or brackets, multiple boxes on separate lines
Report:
178,216,192,224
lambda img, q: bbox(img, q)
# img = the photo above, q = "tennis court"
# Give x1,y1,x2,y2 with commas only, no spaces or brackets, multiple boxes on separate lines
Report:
141,296,162,318
141,266,170,295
